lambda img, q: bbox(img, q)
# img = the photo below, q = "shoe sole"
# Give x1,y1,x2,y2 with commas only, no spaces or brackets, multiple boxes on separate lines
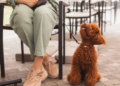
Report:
48,74,58,79
41,68,48,81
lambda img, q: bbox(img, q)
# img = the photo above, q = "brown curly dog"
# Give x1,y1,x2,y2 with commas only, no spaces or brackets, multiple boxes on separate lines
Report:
67,23,105,86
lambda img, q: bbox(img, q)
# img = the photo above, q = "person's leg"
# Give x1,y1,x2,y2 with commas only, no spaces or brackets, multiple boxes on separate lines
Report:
10,4,48,86
10,4,35,59
33,2,59,78
33,2,58,57
10,4,45,69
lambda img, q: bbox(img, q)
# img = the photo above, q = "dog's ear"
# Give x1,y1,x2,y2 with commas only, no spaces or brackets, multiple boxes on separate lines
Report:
80,23,90,40
80,23,87,30
92,35,106,45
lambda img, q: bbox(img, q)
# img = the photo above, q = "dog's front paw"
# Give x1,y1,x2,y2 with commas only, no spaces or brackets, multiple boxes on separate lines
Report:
70,80,80,86
97,74,101,82
67,73,80,85
70,77,80,85
67,73,71,82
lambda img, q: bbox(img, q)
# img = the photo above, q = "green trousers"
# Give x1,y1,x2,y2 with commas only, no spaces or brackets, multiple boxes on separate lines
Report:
10,2,59,59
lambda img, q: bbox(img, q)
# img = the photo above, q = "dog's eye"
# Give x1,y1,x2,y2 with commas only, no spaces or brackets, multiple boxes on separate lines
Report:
96,31,99,34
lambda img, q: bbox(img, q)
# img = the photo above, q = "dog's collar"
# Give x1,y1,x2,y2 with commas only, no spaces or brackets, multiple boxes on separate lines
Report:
83,42,93,47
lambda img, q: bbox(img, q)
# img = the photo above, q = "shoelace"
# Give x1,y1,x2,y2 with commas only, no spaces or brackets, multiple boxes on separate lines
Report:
35,71,43,81
44,54,56,73
26,69,43,81
26,69,34,80
44,61,55,73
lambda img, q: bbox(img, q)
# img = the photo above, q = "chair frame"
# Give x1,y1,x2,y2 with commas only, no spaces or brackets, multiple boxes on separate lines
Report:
0,79,22,86
0,1,68,79
67,0,101,38
94,0,119,34
0,3,25,78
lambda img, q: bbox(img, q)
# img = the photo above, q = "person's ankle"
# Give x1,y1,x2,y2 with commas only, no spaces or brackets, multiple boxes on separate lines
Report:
32,64,43,70
44,53,50,61
32,56,44,70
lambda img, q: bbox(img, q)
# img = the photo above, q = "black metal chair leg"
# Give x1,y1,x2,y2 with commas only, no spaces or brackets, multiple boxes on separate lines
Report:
104,3,106,32
101,1,104,35
59,1,63,79
98,2,101,28
80,18,83,24
63,5,65,64
83,18,85,23
0,79,22,86
114,1,117,24
69,18,72,39
94,15,97,23
89,0,91,23
72,18,74,35
21,41,24,63
110,1,112,25
75,18,77,35
0,3,5,78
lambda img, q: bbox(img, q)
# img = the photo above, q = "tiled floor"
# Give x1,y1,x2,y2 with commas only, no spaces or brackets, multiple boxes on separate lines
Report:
0,7,120,86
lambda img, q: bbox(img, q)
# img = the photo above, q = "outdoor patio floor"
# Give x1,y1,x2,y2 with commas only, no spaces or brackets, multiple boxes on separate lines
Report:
0,7,120,86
